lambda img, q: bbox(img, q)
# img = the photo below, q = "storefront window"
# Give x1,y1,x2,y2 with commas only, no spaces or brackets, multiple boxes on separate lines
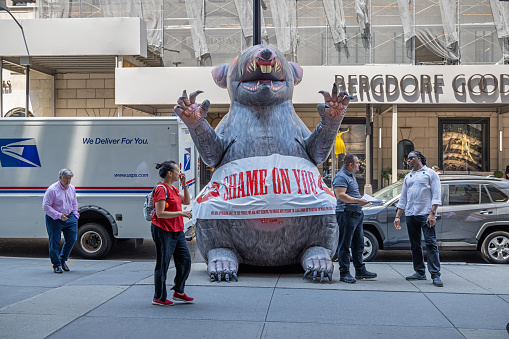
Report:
321,119,366,193
439,119,489,172
397,140,414,169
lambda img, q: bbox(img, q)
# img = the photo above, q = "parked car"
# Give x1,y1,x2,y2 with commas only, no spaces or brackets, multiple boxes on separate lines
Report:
360,175,509,264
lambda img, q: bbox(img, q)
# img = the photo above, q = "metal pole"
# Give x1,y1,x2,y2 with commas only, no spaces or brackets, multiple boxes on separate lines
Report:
498,110,503,171
0,5,30,117
392,105,398,183
117,56,123,117
364,104,372,194
161,3,164,61
378,112,382,186
331,148,335,185
253,0,261,45
25,65,29,116
413,0,416,64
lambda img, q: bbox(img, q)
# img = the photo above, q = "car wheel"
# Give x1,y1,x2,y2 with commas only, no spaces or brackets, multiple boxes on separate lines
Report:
362,230,379,262
480,231,509,264
75,223,113,259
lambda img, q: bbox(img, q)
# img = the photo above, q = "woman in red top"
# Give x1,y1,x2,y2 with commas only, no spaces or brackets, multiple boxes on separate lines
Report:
151,161,194,306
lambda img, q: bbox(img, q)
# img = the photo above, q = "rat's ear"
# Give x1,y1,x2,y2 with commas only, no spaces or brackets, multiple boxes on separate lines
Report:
211,63,229,89
289,62,303,85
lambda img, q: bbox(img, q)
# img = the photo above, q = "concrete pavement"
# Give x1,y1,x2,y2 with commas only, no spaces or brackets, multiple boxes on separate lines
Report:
0,257,508,339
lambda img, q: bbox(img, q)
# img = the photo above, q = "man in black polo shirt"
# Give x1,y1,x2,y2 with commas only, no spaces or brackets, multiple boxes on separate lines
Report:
333,154,377,283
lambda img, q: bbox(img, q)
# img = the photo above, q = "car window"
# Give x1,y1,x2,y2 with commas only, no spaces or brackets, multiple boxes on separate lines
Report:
373,180,403,202
448,184,480,205
441,184,449,205
480,185,491,204
486,184,509,203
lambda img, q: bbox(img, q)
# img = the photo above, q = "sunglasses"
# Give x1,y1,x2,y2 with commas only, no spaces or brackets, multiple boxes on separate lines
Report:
407,156,416,161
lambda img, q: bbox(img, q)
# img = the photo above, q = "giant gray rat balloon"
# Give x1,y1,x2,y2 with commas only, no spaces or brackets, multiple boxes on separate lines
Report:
175,44,352,283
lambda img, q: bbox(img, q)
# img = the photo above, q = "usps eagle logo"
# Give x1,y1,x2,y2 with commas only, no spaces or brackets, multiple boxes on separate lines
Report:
0,139,41,167
183,147,191,171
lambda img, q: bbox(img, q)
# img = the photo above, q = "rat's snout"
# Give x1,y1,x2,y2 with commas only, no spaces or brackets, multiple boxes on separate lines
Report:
260,48,273,61
255,48,276,66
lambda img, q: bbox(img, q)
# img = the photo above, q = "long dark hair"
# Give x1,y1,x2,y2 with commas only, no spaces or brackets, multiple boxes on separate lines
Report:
155,161,177,179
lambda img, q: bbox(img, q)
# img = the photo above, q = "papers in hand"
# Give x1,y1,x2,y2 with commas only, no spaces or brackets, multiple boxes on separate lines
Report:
361,194,383,205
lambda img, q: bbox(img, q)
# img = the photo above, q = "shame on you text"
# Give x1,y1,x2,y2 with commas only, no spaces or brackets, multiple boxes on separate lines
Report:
222,167,326,201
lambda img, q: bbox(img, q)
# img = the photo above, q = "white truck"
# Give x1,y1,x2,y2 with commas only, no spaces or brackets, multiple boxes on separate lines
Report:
0,117,199,259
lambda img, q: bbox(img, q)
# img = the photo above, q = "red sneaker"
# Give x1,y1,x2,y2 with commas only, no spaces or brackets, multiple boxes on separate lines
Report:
172,292,194,303
152,298,174,306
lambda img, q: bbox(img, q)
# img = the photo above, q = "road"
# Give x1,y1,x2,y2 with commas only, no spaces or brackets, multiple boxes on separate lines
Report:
0,238,486,264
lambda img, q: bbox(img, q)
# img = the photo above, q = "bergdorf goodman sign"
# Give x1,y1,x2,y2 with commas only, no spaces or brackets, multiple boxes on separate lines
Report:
334,65,509,104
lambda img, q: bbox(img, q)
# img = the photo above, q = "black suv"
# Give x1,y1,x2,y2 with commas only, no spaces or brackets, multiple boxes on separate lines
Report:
361,175,509,264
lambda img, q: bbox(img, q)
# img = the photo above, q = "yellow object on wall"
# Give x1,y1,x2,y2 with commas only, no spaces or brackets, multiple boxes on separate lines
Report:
334,129,349,155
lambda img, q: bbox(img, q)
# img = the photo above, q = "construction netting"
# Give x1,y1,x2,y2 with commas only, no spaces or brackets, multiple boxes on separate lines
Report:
38,0,164,56
37,0,509,66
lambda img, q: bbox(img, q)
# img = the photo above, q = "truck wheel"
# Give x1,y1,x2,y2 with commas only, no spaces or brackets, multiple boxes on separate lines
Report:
76,223,113,259
362,230,379,262
480,231,509,264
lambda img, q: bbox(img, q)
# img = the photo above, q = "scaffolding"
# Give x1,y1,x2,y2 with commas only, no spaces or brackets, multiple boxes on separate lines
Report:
32,0,509,67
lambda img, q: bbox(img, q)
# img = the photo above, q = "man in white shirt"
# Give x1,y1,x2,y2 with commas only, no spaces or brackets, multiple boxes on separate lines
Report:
393,151,443,287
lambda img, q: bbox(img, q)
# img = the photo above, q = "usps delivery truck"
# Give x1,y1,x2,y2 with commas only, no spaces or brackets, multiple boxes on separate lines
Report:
0,117,199,259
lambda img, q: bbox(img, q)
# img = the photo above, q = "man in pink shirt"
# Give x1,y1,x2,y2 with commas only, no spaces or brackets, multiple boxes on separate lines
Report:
42,168,80,273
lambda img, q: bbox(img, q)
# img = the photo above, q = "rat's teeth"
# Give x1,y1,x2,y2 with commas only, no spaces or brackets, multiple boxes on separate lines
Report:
260,65,272,73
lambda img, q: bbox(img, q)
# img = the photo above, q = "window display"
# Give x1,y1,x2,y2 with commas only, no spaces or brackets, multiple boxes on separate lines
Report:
440,119,489,172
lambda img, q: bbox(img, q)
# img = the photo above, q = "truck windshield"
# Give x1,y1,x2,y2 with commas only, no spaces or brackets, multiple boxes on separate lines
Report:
373,180,404,202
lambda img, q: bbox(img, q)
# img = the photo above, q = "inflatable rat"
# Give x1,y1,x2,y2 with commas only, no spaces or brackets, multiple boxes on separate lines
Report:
175,45,352,283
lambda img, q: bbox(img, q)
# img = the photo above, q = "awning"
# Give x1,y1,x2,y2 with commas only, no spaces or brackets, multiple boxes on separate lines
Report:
0,17,160,74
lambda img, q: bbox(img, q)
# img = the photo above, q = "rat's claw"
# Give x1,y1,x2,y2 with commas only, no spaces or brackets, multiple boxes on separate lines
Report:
232,272,238,282
328,273,333,283
200,99,210,111
177,96,186,107
303,269,311,279
189,90,204,104
331,83,338,101
174,105,183,117
316,103,327,117
312,271,318,281
197,100,211,119
319,90,332,102
320,272,325,283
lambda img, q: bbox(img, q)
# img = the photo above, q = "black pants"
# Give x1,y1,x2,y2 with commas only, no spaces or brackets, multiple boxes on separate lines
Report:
151,224,191,301
336,210,365,275
406,215,441,278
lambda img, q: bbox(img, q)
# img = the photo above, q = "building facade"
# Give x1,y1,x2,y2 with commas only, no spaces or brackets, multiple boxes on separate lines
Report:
1,0,508,192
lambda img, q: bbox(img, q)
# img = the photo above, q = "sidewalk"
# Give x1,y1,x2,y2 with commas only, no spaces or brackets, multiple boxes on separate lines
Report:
0,257,508,339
